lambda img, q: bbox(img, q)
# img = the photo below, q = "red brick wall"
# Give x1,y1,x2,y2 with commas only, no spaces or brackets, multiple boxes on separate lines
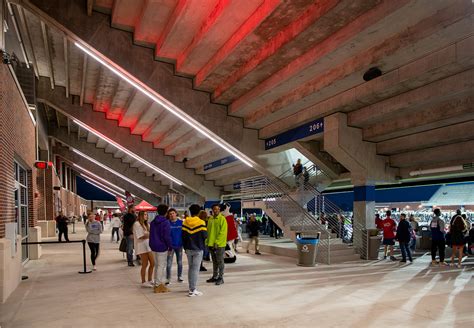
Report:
0,64,37,238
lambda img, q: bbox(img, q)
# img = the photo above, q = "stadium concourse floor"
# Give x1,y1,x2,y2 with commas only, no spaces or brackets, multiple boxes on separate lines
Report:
1,224,472,328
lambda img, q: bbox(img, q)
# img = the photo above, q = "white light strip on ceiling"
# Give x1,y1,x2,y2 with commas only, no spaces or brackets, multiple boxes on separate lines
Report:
74,42,254,168
80,174,126,198
84,179,123,198
72,119,183,186
71,150,155,194
68,161,125,193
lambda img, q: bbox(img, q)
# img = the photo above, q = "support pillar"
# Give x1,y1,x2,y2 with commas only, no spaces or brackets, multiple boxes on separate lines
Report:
352,185,376,252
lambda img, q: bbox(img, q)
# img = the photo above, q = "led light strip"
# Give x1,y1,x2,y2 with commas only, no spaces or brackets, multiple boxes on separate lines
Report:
71,149,155,194
72,119,183,186
80,174,126,198
74,42,254,168
84,179,124,198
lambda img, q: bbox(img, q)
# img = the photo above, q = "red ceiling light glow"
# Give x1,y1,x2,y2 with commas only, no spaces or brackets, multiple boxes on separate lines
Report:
34,161,53,169
74,42,254,169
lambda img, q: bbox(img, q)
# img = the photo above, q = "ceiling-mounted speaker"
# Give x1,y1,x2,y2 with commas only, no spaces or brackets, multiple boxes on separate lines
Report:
363,67,382,81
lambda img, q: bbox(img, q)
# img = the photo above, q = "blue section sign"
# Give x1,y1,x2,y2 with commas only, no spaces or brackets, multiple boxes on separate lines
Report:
264,118,324,150
204,155,238,171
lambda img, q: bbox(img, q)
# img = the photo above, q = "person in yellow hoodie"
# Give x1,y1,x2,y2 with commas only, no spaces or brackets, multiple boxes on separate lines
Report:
182,204,207,297
206,203,228,285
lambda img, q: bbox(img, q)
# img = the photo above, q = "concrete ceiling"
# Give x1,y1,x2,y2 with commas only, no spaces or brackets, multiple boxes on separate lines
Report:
8,0,474,197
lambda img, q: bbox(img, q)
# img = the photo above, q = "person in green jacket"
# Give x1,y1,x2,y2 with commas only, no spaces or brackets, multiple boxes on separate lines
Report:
206,203,228,285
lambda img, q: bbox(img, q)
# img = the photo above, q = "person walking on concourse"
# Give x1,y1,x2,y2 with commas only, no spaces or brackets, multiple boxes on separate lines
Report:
150,204,172,293
206,203,228,285
86,213,103,271
430,208,447,266
182,204,208,297
396,213,413,263
55,211,70,242
246,214,261,255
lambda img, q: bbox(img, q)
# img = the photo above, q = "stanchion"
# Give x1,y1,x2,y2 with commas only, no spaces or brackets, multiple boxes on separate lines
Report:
79,240,92,274
21,240,92,274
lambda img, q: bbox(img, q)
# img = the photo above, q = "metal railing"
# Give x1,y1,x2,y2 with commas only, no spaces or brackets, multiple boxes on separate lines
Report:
239,163,368,263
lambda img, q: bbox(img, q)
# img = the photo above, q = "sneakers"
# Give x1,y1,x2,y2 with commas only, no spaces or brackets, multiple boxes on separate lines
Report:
400,260,406,263
215,277,224,285
439,262,449,266
165,280,170,285
431,260,438,266
255,251,262,255
246,250,250,254
154,284,170,293
200,266,207,272
178,277,184,283
206,277,218,283
93,265,97,271
128,262,135,267
383,255,387,260
188,289,203,297
456,264,462,269
141,281,153,288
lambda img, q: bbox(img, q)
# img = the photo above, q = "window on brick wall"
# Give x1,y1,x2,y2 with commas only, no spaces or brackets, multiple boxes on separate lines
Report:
14,161,29,262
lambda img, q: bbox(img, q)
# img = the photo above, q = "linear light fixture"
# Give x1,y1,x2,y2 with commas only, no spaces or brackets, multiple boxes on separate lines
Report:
71,149,155,194
74,42,254,168
80,174,126,198
69,161,124,193
72,118,183,186
84,179,124,198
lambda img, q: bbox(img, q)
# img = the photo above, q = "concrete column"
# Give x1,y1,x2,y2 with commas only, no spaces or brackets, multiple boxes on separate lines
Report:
28,226,42,260
352,185,375,252
0,236,22,303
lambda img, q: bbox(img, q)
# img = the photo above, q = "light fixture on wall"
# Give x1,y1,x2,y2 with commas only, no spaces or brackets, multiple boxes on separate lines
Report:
74,42,254,169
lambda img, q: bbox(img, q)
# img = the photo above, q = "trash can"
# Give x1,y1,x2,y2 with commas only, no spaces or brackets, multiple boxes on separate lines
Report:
419,226,431,250
361,229,381,260
296,236,319,267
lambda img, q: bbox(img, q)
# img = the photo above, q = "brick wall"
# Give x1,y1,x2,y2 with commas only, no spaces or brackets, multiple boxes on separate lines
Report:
0,64,37,238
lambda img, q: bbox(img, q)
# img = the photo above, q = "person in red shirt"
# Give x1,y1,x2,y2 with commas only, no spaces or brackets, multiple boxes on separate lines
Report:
381,210,397,261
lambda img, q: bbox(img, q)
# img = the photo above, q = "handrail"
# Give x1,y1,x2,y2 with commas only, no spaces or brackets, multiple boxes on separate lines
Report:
22,239,92,274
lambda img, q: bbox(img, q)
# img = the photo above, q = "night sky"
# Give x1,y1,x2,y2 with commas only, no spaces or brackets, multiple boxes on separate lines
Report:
76,176,116,201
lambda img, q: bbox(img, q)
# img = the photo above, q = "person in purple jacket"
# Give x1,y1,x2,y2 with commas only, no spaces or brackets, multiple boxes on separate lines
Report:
150,204,172,293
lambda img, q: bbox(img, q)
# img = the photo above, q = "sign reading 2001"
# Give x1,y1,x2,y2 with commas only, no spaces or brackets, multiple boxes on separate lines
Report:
264,118,324,150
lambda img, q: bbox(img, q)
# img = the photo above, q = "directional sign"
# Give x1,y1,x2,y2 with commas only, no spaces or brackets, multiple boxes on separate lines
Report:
204,155,238,171
264,118,324,150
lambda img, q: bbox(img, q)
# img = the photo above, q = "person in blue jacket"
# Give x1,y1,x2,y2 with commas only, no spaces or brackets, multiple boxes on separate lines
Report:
149,204,172,293
166,208,183,284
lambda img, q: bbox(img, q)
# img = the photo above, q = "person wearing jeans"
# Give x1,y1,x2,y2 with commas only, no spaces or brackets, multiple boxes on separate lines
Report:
150,204,172,293
111,213,121,243
246,214,261,255
182,204,208,297
122,205,137,266
206,204,228,286
166,208,183,283
396,213,413,263
85,213,103,271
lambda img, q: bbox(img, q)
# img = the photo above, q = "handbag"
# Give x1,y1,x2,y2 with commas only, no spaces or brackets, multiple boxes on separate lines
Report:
119,237,127,252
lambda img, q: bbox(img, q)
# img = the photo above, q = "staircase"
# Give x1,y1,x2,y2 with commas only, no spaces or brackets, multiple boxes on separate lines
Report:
238,164,363,264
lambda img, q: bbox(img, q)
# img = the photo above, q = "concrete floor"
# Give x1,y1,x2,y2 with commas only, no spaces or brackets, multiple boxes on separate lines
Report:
1,224,473,328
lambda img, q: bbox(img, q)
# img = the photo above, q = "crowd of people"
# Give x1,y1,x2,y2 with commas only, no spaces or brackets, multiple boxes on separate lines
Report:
376,209,473,266
80,202,264,297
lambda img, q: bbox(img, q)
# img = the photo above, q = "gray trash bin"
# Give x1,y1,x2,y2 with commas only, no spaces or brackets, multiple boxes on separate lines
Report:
296,237,319,267
420,226,431,250
368,235,382,260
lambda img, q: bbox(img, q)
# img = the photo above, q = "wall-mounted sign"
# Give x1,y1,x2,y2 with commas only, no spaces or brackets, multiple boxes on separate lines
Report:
204,155,238,171
264,118,324,150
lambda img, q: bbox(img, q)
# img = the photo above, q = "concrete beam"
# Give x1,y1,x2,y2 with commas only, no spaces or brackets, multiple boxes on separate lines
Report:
244,5,473,128
36,79,222,198
22,0,270,174
212,0,379,104
348,70,474,128
377,121,474,156
185,148,228,169
293,140,342,179
53,144,161,204
363,93,474,142
205,164,250,181
259,35,474,138
324,113,397,185
390,140,474,169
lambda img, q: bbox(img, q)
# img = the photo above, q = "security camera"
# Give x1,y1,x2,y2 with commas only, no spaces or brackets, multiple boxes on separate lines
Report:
2,51,11,65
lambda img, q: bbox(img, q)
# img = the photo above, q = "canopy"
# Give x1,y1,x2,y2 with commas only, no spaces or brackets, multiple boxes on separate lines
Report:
134,200,157,211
